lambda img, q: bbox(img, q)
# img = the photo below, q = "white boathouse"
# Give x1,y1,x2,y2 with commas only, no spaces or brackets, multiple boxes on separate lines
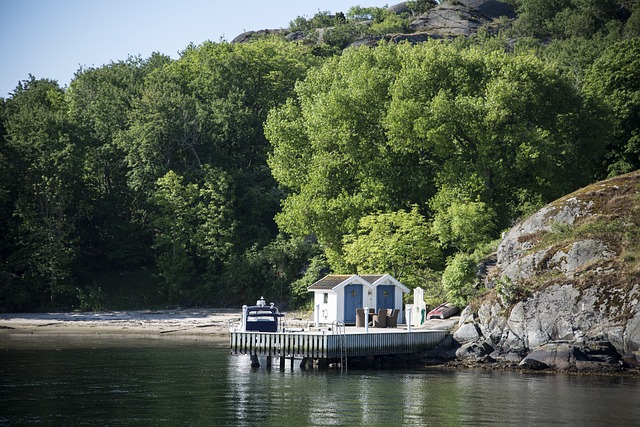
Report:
308,274,409,325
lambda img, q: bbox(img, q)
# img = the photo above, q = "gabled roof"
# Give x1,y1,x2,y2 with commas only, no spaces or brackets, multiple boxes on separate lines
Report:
308,273,409,293
368,273,410,293
308,274,352,291
360,274,384,284
308,274,372,291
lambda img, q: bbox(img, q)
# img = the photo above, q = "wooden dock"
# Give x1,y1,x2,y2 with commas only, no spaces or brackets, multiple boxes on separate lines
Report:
229,328,447,368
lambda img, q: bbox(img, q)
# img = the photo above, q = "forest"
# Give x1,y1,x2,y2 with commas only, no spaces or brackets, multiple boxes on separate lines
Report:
1,0,639,312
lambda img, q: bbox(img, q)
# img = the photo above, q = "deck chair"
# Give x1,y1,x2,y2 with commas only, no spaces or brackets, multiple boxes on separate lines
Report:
386,309,399,328
372,309,387,328
356,308,365,327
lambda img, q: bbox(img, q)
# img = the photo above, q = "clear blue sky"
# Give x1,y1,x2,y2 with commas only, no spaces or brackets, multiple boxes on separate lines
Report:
0,0,393,98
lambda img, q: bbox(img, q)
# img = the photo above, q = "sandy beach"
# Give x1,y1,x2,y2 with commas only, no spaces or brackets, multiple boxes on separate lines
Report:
0,309,310,349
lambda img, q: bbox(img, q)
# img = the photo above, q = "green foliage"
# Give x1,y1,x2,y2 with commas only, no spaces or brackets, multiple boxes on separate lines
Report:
1,3,638,312
342,206,442,289
431,192,496,253
268,41,601,289
267,43,409,265
441,240,498,307
218,235,320,307
513,0,621,38
1,39,320,311
289,6,412,49
625,2,640,37
323,22,365,49
76,285,105,311
441,252,478,307
290,254,330,308
67,55,166,271
2,77,83,308
387,42,602,223
369,12,409,35
151,168,235,300
289,11,336,32
405,0,438,15
583,38,640,176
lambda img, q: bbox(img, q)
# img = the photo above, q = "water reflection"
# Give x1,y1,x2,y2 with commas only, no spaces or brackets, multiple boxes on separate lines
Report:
2,342,640,426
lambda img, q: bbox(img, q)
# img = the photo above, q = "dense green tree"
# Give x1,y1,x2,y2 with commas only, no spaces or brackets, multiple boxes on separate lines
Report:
441,252,478,307
67,54,170,271
0,98,21,308
513,0,621,38
386,43,602,225
150,167,235,301
120,38,319,302
2,77,83,308
267,42,601,282
266,43,432,266
342,207,442,292
220,235,320,307
583,37,640,176
3,3,639,312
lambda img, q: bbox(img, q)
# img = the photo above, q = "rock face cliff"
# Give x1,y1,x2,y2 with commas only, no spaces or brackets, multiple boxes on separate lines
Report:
410,0,515,36
232,1,515,45
453,170,640,373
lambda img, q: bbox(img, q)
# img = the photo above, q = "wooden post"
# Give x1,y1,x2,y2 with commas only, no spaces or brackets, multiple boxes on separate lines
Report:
266,356,272,369
279,356,285,371
250,354,260,368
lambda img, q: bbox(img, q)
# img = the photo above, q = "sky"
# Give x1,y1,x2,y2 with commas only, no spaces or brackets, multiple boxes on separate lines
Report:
0,0,394,98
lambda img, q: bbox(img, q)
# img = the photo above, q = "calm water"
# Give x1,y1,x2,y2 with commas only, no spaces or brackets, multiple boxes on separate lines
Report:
1,336,639,426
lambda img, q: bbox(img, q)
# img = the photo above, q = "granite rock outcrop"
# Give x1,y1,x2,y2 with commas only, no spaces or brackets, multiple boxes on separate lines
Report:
453,171,640,373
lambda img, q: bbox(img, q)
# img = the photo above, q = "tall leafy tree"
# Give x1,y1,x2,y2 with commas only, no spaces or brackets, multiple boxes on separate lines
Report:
583,38,640,176
267,41,602,294
67,54,170,271
342,207,442,292
2,78,83,308
386,43,601,226
513,0,621,38
150,167,236,301
266,43,431,266
121,38,319,302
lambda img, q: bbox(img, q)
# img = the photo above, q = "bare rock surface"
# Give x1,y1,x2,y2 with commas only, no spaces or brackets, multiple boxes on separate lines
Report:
450,171,640,373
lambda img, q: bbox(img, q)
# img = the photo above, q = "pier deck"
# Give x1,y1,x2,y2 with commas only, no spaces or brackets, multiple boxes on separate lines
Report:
229,327,447,360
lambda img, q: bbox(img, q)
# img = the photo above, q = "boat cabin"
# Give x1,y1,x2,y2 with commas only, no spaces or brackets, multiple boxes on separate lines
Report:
242,297,283,332
308,274,409,326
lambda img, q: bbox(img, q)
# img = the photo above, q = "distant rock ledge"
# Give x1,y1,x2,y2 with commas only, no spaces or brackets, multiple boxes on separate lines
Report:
231,0,516,45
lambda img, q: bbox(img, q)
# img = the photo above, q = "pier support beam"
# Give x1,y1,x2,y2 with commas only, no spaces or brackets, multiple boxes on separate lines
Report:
250,354,260,368
300,357,309,369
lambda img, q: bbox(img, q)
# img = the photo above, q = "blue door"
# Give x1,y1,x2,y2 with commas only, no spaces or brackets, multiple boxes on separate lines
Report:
376,285,395,311
344,284,363,324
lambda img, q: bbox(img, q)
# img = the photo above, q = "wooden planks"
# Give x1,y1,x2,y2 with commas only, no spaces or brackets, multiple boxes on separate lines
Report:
230,330,446,359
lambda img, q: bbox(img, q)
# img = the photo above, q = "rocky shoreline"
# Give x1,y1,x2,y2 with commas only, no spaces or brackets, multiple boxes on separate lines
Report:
346,332,640,377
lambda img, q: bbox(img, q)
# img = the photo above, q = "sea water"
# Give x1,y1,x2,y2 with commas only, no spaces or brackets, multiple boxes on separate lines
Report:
1,336,639,426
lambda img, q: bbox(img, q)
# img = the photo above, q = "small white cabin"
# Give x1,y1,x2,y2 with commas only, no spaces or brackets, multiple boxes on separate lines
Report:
308,274,409,325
